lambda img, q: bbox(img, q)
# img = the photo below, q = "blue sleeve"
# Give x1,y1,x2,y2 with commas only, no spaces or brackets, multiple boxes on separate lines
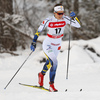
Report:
33,31,40,42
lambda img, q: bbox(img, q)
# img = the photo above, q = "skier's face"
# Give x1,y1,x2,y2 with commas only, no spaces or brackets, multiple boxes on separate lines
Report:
54,11,64,20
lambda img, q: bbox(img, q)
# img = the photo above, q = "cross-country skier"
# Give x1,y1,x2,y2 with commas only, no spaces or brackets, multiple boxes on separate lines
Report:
30,4,81,92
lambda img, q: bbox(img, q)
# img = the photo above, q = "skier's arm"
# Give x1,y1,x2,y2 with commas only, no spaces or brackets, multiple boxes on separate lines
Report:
33,18,49,42
64,12,81,28
30,18,49,51
70,17,81,28
30,31,40,51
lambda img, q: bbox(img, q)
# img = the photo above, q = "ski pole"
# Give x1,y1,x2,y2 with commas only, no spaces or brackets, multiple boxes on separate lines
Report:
4,51,33,89
66,18,72,79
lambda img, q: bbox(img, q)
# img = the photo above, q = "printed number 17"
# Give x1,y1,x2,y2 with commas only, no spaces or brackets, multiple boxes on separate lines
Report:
55,28,61,34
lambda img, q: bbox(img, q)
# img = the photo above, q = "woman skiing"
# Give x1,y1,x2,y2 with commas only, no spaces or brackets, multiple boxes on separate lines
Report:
30,4,81,92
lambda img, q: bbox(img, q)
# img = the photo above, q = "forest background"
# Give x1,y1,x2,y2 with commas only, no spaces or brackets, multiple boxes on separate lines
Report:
0,0,100,55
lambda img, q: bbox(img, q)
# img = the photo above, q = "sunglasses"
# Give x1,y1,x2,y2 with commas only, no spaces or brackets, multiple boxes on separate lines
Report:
57,12,64,15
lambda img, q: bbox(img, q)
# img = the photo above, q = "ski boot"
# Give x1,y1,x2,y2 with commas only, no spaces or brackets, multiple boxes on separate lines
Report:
38,72,44,87
49,82,58,92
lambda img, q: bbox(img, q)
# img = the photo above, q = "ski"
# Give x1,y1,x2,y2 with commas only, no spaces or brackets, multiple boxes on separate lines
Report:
19,83,49,92
65,89,83,92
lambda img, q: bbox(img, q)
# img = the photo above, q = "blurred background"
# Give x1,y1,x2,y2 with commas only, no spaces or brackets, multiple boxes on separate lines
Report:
0,0,100,54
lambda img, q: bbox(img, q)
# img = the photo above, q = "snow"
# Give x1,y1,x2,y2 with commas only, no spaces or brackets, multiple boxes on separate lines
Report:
0,36,100,100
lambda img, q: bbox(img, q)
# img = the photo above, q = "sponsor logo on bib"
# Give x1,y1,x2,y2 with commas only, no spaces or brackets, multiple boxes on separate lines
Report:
48,21,66,28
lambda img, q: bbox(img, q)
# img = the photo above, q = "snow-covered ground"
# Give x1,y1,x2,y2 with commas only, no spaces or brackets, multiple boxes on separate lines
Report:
0,36,100,100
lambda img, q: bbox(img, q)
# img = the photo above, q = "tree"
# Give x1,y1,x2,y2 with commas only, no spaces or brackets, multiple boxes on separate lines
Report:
73,0,100,40
73,0,79,14
0,0,42,54
0,0,17,52
0,0,13,14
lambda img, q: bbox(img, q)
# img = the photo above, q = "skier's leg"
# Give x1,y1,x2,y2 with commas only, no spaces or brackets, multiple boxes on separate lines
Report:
38,53,53,87
41,58,53,75
49,55,58,92
49,55,58,83
41,51,58,92
42,50,57,82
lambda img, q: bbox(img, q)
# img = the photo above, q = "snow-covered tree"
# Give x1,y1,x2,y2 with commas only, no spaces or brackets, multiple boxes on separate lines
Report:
0,0,100,54
0,0,16,52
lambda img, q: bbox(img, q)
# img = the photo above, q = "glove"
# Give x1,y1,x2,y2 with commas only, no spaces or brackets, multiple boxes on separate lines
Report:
70,12,76,18
30,42,36,51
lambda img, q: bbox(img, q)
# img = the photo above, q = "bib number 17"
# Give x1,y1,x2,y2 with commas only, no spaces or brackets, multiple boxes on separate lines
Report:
55,28,61,34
